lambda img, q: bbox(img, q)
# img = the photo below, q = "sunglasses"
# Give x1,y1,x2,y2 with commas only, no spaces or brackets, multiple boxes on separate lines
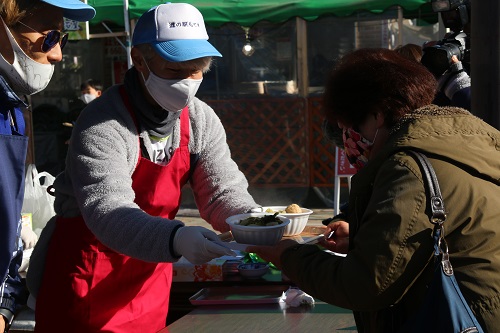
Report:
18,21,68,53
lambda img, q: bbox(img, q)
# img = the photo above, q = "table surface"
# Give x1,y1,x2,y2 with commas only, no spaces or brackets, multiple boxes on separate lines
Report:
165,222,352,330
12,209,338,332
166,224,330,324
162,298,357,333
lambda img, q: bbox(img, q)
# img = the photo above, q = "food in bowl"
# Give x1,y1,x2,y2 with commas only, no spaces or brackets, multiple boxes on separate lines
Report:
285,203,301,213
252,205,313,236
237,213,283,226
264,203,301,214
226,213,290,246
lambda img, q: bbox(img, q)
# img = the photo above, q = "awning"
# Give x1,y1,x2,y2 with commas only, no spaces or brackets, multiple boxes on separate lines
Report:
87,0,433,27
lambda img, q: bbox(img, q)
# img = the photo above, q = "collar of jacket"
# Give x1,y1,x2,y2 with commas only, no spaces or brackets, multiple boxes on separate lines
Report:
0,75,27,109
345,106,457,212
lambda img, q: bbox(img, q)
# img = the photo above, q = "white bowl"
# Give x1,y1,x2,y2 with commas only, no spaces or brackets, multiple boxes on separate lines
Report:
237,263,269,279
225,213,290,246
251,206,313,236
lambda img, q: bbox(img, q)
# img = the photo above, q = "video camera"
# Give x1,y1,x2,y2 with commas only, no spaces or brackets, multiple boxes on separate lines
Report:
421,0,471,77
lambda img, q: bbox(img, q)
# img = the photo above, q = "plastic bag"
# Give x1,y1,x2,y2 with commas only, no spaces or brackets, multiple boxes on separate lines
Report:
26,216,56,309
21,164,56,234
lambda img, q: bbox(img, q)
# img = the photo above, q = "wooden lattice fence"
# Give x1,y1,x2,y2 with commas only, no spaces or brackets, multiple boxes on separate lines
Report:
205,96,336,188
308,97,336,188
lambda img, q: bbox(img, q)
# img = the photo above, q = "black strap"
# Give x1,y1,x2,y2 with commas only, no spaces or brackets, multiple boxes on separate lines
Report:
406,150,454,275
406,151,446,225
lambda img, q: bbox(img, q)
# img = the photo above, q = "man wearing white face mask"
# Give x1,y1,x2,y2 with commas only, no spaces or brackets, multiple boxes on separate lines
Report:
30,3,260,332
0,0,95,331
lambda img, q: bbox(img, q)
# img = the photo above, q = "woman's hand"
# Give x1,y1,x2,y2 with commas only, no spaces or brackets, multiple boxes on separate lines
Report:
319,220,349,254
246,239,298,270
246,221,350,268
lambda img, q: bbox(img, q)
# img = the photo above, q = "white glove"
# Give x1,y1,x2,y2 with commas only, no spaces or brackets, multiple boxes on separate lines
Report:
173,226,236,265
21,224,38,250
438,61,471,99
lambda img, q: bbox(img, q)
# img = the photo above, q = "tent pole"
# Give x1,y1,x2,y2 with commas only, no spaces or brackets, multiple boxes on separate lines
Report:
124,0,132,68
397,6,403,47
296,17,308,97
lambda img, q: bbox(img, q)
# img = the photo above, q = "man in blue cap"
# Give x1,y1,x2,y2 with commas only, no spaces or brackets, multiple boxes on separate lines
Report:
32,3,258,332
0,0,95,331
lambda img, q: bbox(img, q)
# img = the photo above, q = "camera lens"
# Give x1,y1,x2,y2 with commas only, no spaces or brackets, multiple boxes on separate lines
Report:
421,43,462,77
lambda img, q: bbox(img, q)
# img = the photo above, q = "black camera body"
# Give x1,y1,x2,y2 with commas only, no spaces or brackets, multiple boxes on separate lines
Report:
421,0,471,77
421,32,470,77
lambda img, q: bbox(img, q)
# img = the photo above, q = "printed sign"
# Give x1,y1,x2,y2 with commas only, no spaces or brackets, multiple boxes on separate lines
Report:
65,19,89,40
336,147,356,176
333,147,355,215
64,1,90,40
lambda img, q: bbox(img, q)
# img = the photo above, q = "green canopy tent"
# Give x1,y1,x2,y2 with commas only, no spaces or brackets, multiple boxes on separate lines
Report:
88,0,432,28
86,0,500,129
85,0,435,70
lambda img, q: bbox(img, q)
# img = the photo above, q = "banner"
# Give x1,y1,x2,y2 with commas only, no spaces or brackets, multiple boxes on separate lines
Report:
64,0,90,40
65,19,89,40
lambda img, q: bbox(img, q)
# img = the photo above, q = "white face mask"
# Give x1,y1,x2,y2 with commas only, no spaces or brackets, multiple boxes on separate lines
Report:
141,59,202,112
81,93,97,104
0,18,54,95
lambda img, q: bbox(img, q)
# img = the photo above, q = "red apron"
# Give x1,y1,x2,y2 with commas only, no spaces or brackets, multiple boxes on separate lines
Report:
35,86,191,333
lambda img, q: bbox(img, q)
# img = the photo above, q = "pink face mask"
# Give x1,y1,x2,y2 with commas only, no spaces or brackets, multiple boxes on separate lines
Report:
342,127,378,171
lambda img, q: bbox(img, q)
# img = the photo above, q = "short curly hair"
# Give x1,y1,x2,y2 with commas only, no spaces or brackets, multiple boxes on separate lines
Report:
322,48,437,129
394,43,423,63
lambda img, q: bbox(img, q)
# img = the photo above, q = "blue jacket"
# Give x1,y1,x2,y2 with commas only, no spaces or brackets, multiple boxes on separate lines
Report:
0,75,29,322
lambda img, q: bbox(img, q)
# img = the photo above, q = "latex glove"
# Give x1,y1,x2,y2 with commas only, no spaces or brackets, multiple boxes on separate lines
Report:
173,226,236,265
21,224,38,250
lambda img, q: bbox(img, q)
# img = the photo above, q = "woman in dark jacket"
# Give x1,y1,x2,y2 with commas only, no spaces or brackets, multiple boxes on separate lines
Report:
249,48,500,332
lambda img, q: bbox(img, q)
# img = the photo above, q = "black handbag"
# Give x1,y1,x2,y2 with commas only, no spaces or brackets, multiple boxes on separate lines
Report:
398,151,484,333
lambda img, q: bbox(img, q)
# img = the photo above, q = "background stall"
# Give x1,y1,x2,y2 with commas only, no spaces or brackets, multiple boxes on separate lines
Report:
27,0,497,210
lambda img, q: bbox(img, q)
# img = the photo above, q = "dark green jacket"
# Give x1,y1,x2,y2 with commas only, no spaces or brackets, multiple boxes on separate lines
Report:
282,105,500,332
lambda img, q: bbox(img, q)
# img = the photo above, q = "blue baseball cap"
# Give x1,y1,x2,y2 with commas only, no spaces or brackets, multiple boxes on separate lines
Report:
132,3,222,62
41,0,96,22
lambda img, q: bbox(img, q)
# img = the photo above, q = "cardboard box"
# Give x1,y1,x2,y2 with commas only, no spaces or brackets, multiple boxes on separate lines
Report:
173,258,225,282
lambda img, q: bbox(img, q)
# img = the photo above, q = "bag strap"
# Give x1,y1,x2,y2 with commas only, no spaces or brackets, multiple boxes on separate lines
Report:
406,151,446,224
406,150,454,276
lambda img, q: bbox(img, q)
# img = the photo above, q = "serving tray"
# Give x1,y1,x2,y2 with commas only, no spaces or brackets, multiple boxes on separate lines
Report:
189,285,289,305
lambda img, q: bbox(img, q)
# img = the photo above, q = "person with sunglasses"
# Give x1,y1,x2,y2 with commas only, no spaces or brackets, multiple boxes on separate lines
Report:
0,0,95,332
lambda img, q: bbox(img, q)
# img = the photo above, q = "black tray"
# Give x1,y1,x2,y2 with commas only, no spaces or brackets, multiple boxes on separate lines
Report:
189,285,289,305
